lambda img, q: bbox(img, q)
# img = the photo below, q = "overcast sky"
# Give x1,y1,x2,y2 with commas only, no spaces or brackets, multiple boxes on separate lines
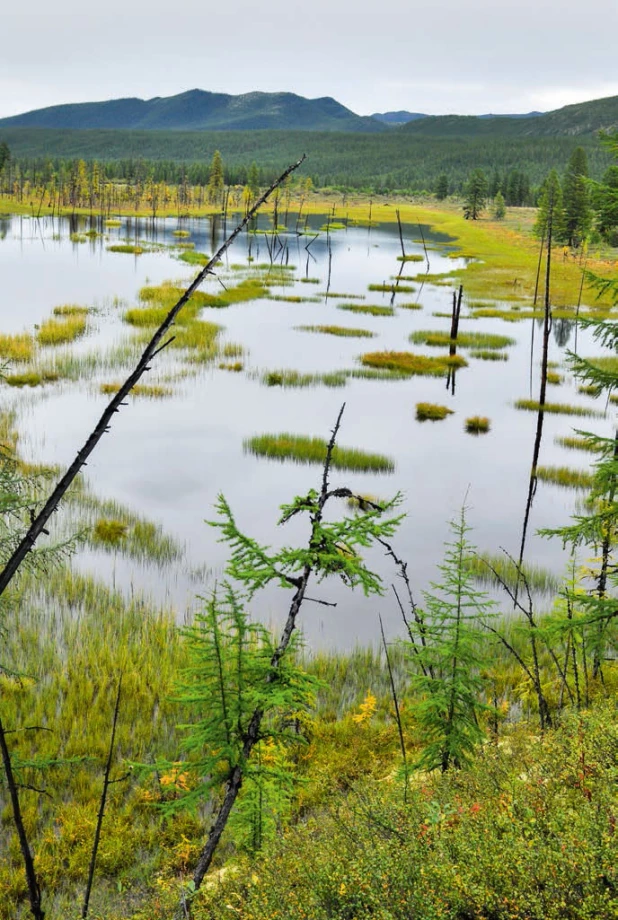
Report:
2,0,617,118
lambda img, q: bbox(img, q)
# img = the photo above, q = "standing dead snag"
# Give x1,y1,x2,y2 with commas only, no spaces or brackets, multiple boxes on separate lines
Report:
0,155,306,600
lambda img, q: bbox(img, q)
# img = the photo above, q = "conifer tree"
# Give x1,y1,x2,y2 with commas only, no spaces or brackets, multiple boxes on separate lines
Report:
408,509,495,772
563,146,592,247
493,190,506,220
534,169,565,240
435,174,449,201
462,169,488,220
207,150,225,204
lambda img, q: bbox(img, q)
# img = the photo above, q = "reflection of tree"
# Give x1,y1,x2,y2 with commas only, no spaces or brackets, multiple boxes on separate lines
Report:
554,319,573,348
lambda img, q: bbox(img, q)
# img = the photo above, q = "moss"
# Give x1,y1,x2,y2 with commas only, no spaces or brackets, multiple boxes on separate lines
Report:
360,351,467,377
416,402,454,421
465,416,490,434
244,433,394,473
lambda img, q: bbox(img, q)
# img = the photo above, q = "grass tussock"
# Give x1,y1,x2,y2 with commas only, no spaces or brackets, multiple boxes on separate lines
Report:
396,253,424,262
100,382,172,398
465,416,491,434
514,399,603,418
399,302,423,310
4,370,59,388
245,433,395,473
0,333,35,363
416,402,454,422
547,371,563,386
219,361,244,372
555,435,601,453
469,349,509,361
360,351,467,377
262,370,347,389
267,295,320,304
409,330,515,350
536,465,594,490
37,315,87,346
107,243,144,254
320,292,366,300
338,303,394,317
177,249,209,265
297,325,376,339
368,283,416,293
172,229,191,237
52,304,90,317
103,218,122,227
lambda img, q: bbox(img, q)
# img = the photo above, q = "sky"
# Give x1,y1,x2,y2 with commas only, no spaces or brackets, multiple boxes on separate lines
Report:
1,0,617,119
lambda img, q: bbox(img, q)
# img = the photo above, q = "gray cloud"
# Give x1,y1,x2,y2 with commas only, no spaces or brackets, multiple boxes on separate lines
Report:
1,0,616,117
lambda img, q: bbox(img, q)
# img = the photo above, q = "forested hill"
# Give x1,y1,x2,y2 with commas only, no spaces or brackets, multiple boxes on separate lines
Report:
0,89,383,133
402,95,618,137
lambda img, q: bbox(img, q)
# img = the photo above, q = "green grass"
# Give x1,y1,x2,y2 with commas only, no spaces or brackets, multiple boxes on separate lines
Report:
368,283,416,293
536,465,594,490
472,308,543,322
409,330,515,350
222,342,244,357
52,304,90,317
267,295,320,303
465,416,491,434
555,435,601,453
588,356,618,374
578,384,598,396
244,434,395,473
107,243,144,254
261,370,347,389
396,253,424,262
514,399,603,418
104,218,122,227
93,518,129,544
547,371,563,385
100,382,172,398
469,349,509,361
463,552,560,595
415,402,454,421
0,333,35,363
177,249,209,265
296,325,376,339
69,232,88,243
37,315,87,346
319,292,366,300
4,370,59,387
338,304,394,317
360,351,467,377
399,302,423,310
299,277,320,284
219,361,244,372
172,229,191,237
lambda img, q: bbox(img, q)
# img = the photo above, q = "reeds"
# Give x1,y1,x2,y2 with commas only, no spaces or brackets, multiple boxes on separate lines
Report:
469,350,508,361
399,302,423,310
464,552,560,595
396,254,424,262
514,399,603,418
536,465,594,490
53,305,90,317
261,370,347,388
555,435,601,453
360,351,467,377
0,333,35,363
107,244,144,254
37,315,87,346
416,402,454,421
5,370,59,387
100,383,172,398
244,433,395,473
547,371,563,385
465,416,490,434
296,325,376,338
368,283,416,293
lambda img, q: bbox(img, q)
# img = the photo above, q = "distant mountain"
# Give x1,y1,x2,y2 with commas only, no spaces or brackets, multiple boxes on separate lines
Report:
477,111,543,120
401,95,618,137
0,89,384,133
371,111,428,125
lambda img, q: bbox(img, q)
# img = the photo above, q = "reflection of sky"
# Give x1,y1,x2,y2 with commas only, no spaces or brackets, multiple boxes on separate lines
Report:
1,213,613,649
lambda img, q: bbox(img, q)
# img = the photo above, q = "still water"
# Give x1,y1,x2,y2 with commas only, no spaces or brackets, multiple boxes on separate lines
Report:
0,211,610,648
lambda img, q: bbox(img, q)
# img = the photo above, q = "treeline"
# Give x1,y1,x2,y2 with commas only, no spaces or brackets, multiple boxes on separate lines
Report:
0,127,612,193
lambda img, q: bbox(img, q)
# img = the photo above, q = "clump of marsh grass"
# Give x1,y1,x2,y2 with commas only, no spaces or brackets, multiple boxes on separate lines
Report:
100,382,172,398
555,435,601,453
578,384,598,396
107,243,144,254
93,519,129,544
299,277,320,284
464,552,559,596
222,342,244,357
172,229,191,238
514,399,603,418
396,253,424,262
177,250,209,266
360,351,467,377
219,362,244,372
536,466,594,490
5,370,59,387
53,305,90,317
296,325,376,339
409,330,515,350
472,308,543,322
104,219,122,227
399,302,423,310
338,304,394,317
261,370,347,389
70,232,88,243
0,333,35,363
465,416,490,434
368,283,416,293
319,292,366,300
267,295,320,303
469,350,508,361
547,371,563,385
37,315,87,346
346,493,382,511
416,402,454,422
245,433,394,473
